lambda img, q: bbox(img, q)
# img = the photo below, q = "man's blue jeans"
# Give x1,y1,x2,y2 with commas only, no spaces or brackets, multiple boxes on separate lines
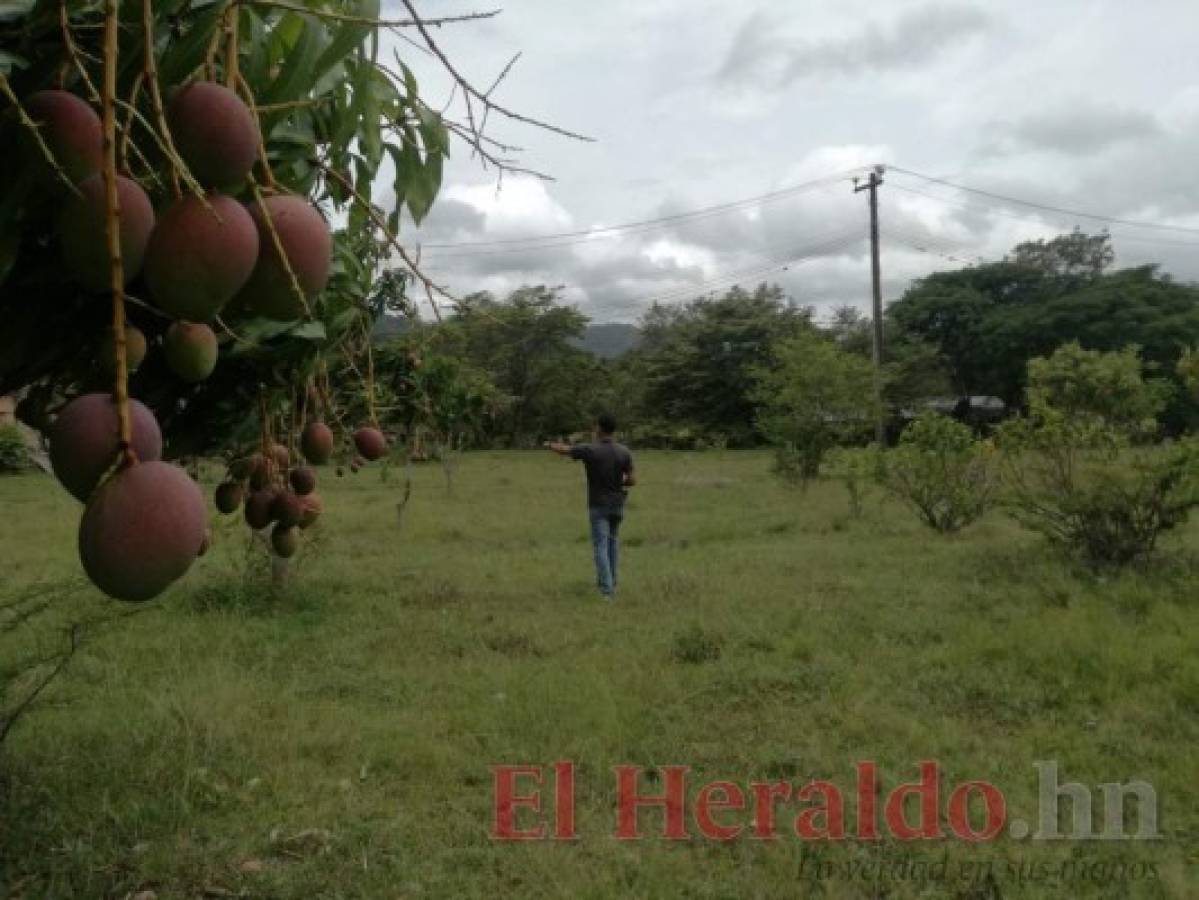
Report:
588,504,623,596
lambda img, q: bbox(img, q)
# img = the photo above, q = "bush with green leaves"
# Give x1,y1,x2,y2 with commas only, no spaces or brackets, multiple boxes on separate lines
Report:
997,343,1199,566
826,445,883,518
753,330,878,485
883,412,996,532
0,424,28,473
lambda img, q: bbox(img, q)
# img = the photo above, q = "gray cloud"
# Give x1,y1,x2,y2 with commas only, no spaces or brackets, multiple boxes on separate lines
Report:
996,106,1162,156
380,0,1199,324
718,3,993,87
418,197,488,240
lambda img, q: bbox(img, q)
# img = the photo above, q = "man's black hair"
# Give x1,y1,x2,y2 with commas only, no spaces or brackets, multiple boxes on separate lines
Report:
596,413,617,435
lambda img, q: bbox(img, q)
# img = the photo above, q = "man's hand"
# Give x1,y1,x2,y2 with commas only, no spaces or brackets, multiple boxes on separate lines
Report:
544,441,572,456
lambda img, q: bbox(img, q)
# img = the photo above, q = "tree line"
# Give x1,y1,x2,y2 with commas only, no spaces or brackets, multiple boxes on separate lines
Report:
365,231,1199,454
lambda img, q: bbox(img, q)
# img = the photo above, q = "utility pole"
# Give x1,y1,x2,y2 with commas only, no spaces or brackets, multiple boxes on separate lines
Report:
854,165,886,444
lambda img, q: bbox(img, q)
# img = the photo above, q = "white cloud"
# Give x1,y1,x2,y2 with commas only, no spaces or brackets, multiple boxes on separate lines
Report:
380,0,1199,323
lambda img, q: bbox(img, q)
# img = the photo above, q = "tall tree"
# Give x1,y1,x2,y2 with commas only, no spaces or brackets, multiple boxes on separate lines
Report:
430,286,596,443
752,330,878,480
632,283,813,444
888,233,1199,428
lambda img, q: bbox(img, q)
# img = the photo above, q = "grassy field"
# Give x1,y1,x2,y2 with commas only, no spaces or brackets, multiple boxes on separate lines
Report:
2,450,1198,899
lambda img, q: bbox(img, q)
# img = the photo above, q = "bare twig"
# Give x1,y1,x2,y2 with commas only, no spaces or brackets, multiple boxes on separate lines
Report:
114,96,213,210
118,71,143,175
0,599,51,634
60,1,99,98
0,74,84,196
377,59,550,180
254,96,330,113
316,160,451,321
248,178,312,318
234,72,276,189
0,626,79,745
239,0,502,29
142,0,183,198
60,2,164,191
397,0,592,142
216,314,256,347
124,292,174,319
477,51,520,142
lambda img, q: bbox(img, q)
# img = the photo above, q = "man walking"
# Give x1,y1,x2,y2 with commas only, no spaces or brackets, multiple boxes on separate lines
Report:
546,414,635,599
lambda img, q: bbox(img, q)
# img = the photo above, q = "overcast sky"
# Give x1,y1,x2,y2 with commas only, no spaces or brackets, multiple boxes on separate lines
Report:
384,0,1199,324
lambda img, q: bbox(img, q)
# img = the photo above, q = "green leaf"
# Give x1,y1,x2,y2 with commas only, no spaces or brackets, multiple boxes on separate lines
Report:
406,148,441,225
0,49,27,73
0,0,34,23
259,13,327,107
287,321,327,341
157,2,225,84
417,105,449,157
398,61,419,100
311,0,378,81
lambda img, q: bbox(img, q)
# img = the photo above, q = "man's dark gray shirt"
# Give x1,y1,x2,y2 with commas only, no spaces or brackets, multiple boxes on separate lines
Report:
569,439,633,508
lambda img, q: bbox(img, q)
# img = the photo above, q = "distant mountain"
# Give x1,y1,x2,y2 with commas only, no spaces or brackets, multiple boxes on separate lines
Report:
573,324,641,358
373,316,641,359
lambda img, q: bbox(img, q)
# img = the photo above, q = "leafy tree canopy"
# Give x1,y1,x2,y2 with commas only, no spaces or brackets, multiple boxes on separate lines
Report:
632,283,813,444
888,232,1199,429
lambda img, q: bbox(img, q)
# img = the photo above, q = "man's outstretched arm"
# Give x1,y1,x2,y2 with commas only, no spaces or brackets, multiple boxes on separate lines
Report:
544,441,573,456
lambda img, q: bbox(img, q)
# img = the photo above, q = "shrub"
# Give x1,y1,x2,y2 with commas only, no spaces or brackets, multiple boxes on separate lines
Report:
0,424,28,473
1000,416,1199,567
826,445,883,518
753,331,878,485
883,413,996,532
997,344,1198,567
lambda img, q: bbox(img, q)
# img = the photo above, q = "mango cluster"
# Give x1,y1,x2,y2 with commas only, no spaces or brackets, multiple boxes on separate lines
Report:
29,81,338,602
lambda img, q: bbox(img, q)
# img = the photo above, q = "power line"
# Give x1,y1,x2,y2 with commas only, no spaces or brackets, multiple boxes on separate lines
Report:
889,166,1199,237
420,168,870,255
602,231,865,312
886,179,1199,249
881,227,986,266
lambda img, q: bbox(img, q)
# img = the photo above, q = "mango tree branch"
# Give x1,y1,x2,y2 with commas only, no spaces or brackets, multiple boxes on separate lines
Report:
234,72,276,189
102,0,135,465
223,0,239,86
142,0,183,198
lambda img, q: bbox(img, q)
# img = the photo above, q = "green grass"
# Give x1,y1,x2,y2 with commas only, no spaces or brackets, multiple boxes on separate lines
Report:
1,450,1198,898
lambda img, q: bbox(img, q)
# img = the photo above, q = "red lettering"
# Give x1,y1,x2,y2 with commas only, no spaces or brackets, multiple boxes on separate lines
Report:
947,781,1006,842
794,780,845,840
554,760,577,839
884,760,944,840
613,765,690,839
751,781,793,839
695,781,745,841
857,761,880,840
492,765,546,840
